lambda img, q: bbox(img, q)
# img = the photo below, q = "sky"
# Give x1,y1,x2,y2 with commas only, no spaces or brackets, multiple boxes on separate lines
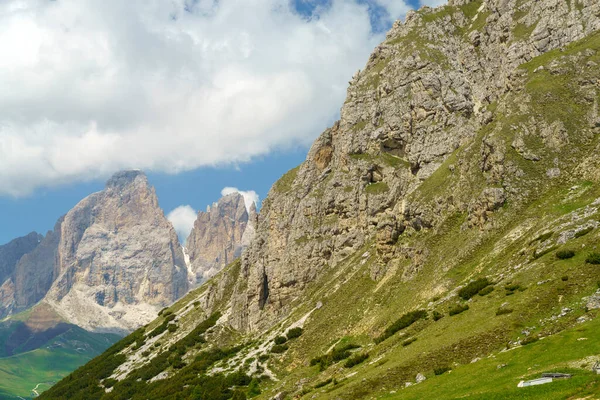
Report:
0,0,446,245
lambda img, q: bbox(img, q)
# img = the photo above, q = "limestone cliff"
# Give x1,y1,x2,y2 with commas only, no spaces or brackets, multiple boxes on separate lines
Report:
229,0,600,331
44,171,188,332
186,192,254,283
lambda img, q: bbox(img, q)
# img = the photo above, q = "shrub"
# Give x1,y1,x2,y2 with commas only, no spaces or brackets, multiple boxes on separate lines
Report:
449,304,469,316
258,354,269,362
274,336,288,345
286,327,303,340
142,351,150,357
344,353,369,368
247,378,261,397
556,249,575,259
521,336,539,346
458,278,491,300
232,390,247,400
374,310,427,343
271,344,288,354
432,311,443,321
434,366,451,375
575,227,594,238
586,253,600,265
402,337,417,347
103,378,117,388
310,344,360,371
561,275,569,281
495,307,513,316
478,286,494,296
505,283,523,295
167,323,178,333
193,301,200,307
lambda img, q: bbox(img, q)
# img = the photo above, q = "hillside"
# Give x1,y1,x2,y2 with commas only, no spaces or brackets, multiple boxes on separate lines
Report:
39,0,600,399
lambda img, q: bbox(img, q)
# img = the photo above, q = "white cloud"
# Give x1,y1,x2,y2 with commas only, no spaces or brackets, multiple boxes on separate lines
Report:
376,0,412,20
167,205,197,243
419,0,448,7
0,0,412,197
221,187,259,211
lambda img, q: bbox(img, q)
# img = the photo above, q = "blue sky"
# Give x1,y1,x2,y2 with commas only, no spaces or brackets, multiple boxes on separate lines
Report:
0,0,443,245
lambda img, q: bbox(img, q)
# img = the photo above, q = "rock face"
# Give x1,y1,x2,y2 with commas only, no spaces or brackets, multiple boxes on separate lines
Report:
42,171,188,332
186,193,254,283
0,232,43,317
227,0,600,332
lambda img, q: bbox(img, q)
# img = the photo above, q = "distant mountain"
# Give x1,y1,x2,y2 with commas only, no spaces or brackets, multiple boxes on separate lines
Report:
186,192,256,283
0,231,43,317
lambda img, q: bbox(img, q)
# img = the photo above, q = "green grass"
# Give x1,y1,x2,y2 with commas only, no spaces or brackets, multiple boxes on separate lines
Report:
273,166,300,194
365,182,389,195
0,327,118,399
379,315,600,399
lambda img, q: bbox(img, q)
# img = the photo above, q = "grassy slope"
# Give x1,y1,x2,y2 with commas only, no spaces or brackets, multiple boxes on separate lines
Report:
0,327,119,399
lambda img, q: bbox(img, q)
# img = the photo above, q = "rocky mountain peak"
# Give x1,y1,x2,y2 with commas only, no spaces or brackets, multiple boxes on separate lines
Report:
105,170,147,190
40,170,187,333
186,192,254,283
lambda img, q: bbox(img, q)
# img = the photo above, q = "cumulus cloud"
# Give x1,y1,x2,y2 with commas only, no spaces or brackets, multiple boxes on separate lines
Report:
419,0,447,7
221,187,260,211
0,0,412,197
167,205,197,243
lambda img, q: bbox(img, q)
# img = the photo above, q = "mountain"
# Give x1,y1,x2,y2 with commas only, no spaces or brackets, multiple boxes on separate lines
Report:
186,192,256,283
0,231,43,317
37,0,600,399
43,170,188,333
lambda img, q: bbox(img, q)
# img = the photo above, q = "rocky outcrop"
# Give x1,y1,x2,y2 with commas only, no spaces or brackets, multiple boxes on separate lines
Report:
43,171,188,333
228,0,600,332
186,193,253,283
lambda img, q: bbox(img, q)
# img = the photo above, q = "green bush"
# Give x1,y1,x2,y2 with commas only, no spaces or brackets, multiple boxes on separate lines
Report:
168,323,178,333
258,354,269,362
374,310,427,343
449,304,469,316
478,286,494,296
575,227,594,238
521,336,539,346
496,307,513,316
103,378,117,388
310,344,360,371
271,344,288,354
344,353,369,368
505,283,523,295
561,275,569,281
247,378,261,397
434,366,451,375
402,337,417,347
458,278,491,300
586,253,600,265
142,350,150,357
432,311,443,321
556,249,575,259
193,301,200,307
274,336,287,345
286,327,303,340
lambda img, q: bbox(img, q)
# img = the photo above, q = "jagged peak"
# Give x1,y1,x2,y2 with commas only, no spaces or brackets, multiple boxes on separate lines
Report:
105,170,147,190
